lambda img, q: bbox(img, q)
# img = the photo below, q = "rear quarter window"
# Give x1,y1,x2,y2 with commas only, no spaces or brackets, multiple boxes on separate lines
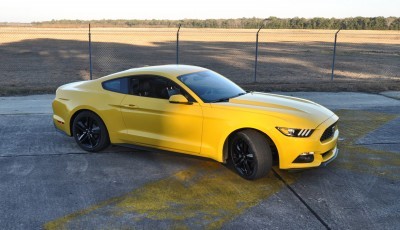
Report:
102,78,129,94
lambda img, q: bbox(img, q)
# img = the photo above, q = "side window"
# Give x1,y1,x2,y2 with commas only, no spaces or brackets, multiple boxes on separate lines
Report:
131,78,140,95
129,76,195,102
102,78,129,94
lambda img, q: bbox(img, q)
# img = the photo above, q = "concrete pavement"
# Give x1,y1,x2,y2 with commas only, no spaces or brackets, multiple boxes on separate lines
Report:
0,92,399,229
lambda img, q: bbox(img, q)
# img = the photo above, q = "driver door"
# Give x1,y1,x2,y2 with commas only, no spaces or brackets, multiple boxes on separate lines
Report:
120,75,203,154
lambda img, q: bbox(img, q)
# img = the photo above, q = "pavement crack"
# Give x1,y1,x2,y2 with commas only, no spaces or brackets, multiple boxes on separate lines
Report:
0,151,130,158
272,168,331,230
0,152,89,158
0,113,52,116
378,93,400,101
355,142,400,146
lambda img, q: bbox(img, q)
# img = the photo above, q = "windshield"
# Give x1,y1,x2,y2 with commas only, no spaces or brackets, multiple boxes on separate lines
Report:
178,70,246,103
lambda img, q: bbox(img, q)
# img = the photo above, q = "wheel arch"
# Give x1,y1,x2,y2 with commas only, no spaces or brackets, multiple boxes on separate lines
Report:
69,109,107,137
222,128,279,164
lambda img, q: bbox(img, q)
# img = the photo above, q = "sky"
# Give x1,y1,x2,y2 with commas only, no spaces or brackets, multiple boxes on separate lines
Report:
1,0,399,23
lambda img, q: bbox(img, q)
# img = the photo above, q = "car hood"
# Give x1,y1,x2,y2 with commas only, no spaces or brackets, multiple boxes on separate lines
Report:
225,92,334,127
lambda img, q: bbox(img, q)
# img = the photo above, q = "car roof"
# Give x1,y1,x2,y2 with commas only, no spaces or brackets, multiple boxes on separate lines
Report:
100,64,207,81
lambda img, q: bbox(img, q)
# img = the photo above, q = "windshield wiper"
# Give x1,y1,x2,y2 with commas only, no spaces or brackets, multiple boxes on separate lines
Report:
210,92,247,103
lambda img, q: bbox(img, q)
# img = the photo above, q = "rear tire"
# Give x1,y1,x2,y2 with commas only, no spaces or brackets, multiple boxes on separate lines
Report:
229,130,272,180
72,111,110,152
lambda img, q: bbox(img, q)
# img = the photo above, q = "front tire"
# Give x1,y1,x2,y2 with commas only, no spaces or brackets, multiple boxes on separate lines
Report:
229,130,272,180
72,111,110,152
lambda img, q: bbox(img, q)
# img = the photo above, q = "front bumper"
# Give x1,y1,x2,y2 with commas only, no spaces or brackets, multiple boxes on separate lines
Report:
276,114,339,169
321,146,339,167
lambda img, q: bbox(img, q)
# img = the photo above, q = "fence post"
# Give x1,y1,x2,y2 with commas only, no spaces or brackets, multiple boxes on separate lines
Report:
254,19,268,83
176,24,181,64
331,28,341,81
88,24,93,80
254,27,261,82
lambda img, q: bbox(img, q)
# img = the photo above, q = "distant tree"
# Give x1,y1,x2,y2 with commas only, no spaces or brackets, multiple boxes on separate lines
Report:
389,18,400,30
31,17,400,30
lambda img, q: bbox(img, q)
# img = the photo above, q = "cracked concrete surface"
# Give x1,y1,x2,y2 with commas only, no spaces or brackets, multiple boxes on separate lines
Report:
0,92,399,229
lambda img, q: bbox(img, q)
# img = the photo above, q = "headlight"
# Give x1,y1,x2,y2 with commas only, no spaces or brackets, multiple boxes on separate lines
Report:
276,127,314,137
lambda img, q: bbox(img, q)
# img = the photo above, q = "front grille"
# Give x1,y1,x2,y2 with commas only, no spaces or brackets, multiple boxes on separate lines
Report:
320,122,337,142
322,150,331,159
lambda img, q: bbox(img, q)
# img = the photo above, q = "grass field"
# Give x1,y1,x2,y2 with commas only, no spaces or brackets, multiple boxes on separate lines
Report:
0,27,399,95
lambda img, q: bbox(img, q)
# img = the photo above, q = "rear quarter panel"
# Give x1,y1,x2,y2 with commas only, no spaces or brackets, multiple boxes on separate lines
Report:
53,80,127,143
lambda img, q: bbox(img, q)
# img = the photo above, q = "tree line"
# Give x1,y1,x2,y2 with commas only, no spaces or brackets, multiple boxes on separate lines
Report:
32,17,400,30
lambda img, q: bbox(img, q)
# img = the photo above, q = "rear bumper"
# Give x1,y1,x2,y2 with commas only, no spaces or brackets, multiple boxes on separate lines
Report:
52,98,72,136
53,117,70,136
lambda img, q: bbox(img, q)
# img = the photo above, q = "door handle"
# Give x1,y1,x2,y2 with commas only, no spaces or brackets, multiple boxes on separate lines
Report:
122,104,138,109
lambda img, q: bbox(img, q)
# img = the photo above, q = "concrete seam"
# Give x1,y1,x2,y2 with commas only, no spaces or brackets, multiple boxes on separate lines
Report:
378,94,400,101
272,168,331,230
0,151,131,158
0,113,52,116
354,142,400,145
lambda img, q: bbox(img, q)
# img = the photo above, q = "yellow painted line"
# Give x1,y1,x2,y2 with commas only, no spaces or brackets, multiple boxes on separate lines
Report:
334,110,399,180
45,162,298,229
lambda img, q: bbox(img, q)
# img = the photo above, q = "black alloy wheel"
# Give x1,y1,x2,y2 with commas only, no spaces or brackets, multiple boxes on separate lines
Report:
72,111,110,152
231,138,256,177
229,130,272,180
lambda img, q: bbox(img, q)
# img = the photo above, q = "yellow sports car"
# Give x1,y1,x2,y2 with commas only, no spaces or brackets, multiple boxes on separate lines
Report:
53,65,339,180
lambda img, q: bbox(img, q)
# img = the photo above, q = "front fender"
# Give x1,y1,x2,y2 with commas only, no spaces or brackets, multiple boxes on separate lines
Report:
200,105,278,162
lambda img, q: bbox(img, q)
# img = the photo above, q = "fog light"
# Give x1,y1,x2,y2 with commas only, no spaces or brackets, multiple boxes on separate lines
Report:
293,152,314,163
300,152,314,156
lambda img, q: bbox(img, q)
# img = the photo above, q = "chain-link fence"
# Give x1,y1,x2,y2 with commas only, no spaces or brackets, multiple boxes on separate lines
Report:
90,29,176,77
334,31,400,81
179,30,256,84
0,27,89,94
0,26,399,94
257,30,336,82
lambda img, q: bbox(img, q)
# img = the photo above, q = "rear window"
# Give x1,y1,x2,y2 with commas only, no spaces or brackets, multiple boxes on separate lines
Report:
102,78,129,94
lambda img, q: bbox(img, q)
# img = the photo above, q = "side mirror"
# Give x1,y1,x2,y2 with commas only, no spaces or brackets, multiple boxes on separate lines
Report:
169,94,192,105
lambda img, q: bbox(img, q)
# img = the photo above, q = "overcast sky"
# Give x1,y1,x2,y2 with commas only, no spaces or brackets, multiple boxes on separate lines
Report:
2,0,399,22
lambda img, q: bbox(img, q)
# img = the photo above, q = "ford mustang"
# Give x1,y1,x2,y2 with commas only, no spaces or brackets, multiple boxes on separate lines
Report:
52,65,339,180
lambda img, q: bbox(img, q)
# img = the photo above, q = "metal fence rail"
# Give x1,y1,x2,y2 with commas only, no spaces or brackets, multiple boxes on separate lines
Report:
0,26,399,93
